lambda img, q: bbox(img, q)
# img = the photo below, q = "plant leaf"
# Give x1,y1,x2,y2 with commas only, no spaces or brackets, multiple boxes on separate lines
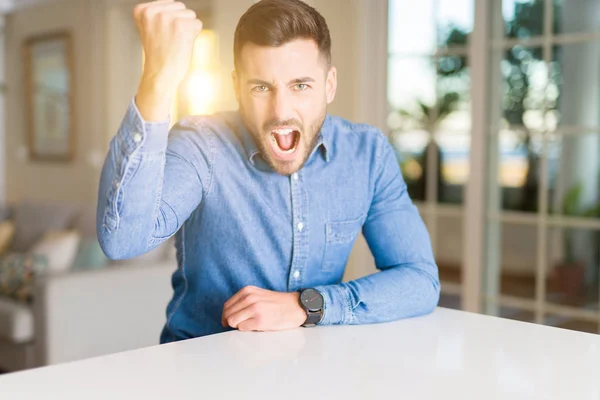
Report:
562,183,583,216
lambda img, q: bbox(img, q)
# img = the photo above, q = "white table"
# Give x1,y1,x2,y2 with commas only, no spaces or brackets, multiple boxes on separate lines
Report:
1,308,599,399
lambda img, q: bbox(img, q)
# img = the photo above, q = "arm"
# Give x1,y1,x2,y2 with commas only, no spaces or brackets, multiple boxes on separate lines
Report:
314,134,440,325
96,101,211,259
98,1,205,259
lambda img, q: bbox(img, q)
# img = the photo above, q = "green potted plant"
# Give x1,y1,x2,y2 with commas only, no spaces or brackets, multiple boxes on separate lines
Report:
551,182,600,299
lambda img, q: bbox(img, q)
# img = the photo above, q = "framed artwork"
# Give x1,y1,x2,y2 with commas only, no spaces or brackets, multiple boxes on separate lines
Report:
24,31,74,162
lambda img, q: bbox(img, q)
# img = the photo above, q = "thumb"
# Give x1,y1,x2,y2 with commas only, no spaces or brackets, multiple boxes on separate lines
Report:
237,318,260,332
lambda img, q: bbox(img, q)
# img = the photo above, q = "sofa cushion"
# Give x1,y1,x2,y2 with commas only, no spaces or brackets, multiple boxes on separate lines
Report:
0,253,48,303
72,238,110,270
0,296,34,343
31,230,81,273
0,221,15,255
11,201,79,252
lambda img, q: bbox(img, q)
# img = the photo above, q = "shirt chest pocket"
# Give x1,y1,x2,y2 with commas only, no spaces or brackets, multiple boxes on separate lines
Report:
322,216,365,273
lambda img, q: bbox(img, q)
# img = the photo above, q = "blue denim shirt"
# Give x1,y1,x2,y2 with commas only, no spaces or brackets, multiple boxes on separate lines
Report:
97,99,440,342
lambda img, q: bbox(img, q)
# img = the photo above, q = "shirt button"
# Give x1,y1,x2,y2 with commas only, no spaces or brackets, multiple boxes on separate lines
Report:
293,270,300,279
297,222,304,232
133,133,142,143
114,181,120,188
292,173,298,181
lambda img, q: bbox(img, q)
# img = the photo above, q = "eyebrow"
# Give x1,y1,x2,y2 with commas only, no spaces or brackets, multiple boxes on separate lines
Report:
247,77,316,86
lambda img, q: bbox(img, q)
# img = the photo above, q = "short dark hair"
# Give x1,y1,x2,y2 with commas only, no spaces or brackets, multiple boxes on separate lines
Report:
233,0,331,70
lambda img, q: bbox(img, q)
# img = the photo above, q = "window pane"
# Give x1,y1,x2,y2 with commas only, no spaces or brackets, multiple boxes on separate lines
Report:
499,307,535,324
546,227,600,312
388,56,436,202
437,58,471,131
436,0,473,48
544,315,598,334
436,132,470,203
388,56,436,114
554,0,600,35
389,130,428,201
493,130,543,212
483,220,538,301
388,0,436,55
549,42,600,128
497,0,546,39
547,133,600,220
436,58,471,204
501,46,546,131
439,293,462,309
436,214,464,274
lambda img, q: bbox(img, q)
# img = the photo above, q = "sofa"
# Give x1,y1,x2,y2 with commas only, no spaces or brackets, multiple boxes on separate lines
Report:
0,201,177,372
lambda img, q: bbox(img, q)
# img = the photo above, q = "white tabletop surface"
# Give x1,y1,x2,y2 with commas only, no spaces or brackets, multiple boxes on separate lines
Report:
1,307,599,399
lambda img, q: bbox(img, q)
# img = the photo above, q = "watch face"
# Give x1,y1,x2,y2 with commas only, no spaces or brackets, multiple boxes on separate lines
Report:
300,289,324,311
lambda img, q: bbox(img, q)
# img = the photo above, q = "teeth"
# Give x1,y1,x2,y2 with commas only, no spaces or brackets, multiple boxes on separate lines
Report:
272,128,294,135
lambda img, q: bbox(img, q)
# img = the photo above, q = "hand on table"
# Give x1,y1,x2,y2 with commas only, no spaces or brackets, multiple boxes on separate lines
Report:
222,286,307,332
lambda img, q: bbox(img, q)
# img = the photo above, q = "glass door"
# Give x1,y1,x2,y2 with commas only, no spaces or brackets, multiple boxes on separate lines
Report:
387,0,474,309
483,0,600,333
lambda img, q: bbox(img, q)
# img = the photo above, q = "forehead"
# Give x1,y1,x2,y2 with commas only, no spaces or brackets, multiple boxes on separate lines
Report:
238,39,324,79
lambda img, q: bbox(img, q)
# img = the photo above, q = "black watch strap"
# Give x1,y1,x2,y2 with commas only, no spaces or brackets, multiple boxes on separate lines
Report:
303,309,323,327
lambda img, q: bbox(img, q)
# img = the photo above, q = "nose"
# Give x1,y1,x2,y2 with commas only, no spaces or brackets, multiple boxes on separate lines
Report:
270,88,294,122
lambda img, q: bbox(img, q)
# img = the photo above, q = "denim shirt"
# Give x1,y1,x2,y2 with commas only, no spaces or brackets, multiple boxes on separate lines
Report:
97,99,440,342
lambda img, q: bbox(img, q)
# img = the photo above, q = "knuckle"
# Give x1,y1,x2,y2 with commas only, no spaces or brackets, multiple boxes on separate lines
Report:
245,294,258,304
141,7,153,20
173,19,185,33
248,303,261,314
241,286,254,295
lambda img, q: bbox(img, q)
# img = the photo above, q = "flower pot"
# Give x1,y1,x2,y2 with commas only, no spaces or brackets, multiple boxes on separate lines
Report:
551,261,586,299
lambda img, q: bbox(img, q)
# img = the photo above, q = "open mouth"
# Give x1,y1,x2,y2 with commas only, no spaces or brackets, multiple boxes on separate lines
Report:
269,128,300,159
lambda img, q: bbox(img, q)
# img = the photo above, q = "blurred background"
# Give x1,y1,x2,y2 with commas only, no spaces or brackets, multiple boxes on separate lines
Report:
0,0,598,372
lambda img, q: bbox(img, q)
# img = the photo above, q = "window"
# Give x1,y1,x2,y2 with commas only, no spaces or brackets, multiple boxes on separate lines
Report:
388,0,600,333
387,0,474,308
484,0,600,333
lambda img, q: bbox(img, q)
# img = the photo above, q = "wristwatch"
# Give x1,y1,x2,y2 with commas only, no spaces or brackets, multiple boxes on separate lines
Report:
299,288,324,327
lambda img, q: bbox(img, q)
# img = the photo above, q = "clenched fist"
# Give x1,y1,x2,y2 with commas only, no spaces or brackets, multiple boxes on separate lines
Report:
133,0,203,121
222,286,308,332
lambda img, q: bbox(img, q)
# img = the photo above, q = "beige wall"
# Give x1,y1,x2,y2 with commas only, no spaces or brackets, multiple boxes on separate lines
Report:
4,0,105,205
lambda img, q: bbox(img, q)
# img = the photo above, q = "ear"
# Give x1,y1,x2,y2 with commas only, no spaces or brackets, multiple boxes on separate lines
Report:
232,69,240,104
325,66,337,104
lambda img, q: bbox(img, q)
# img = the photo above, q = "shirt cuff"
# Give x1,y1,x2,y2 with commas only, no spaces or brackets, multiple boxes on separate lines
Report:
118,98,171,154
313,283,351,325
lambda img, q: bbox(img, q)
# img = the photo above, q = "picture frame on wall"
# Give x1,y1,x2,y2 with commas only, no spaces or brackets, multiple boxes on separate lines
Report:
24,31,74,162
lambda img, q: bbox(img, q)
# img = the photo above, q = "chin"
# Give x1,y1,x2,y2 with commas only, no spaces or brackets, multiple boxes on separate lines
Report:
269,158,303,176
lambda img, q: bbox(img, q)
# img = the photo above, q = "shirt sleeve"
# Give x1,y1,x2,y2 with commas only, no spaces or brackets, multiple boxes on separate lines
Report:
314,133,440,325
96,98,214,259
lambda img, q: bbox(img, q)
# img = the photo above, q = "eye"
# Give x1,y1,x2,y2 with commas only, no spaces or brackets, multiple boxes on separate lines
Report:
294,83,309,91
252,85,269,93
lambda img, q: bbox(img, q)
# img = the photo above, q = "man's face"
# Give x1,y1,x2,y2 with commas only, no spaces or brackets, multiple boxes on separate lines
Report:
233,39,337,176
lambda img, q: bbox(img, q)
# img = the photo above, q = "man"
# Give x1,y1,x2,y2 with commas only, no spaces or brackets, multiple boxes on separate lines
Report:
97,0,440,343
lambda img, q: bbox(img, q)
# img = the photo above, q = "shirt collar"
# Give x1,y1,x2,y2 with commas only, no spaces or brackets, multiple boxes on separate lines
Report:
236,112,332,166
